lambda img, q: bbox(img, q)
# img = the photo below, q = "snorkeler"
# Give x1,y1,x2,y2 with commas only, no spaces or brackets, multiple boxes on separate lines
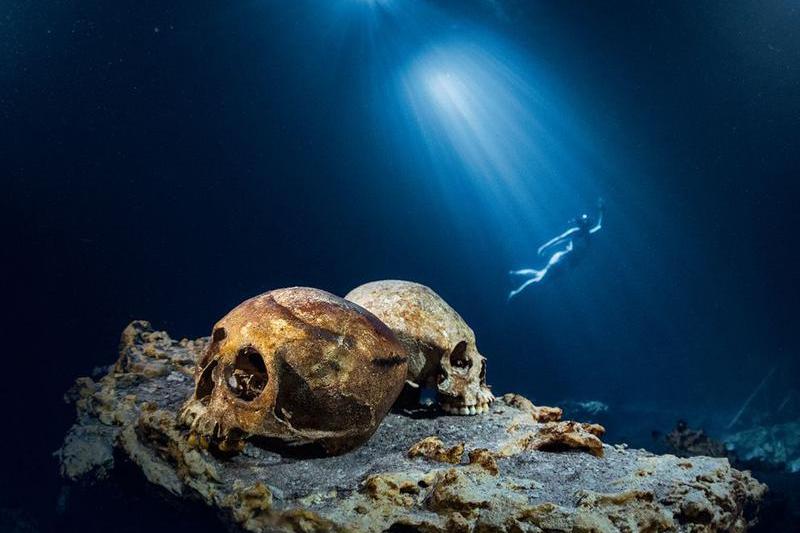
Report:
508,198,605,300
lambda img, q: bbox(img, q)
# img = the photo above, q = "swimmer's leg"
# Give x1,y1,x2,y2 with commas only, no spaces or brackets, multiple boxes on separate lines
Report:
508,275,542,300
509,269,537,276
507,242,573,300
537,243,573,281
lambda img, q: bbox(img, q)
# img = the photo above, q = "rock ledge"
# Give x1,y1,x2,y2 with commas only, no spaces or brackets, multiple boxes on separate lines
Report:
58,321,766,532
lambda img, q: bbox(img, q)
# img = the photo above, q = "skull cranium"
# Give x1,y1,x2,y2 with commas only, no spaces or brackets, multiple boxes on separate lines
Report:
345,280,493,415
180,287,408,454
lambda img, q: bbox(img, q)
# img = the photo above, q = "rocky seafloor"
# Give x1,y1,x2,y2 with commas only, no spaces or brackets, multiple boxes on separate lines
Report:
58,321,767,532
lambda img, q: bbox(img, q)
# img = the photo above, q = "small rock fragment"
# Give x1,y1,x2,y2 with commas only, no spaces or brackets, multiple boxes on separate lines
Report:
501,393,563,422
408,436,465,464
426,468,491,514
467,448,499,475
227,482,273,528
664,420,727,458
537,421,605,457
502,393,536,411
501,421,606,458
362,473,419,507
532,406,564,423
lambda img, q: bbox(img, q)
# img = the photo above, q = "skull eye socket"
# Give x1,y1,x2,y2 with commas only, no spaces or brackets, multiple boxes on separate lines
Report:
449,341,471,370
225,347,268,401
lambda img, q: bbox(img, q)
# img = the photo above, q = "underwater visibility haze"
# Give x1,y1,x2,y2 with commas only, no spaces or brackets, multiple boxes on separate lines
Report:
3,0,800,530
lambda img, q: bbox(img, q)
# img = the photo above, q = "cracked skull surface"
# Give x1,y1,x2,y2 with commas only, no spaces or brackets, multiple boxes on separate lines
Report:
345,280,493,415
180,287,408,454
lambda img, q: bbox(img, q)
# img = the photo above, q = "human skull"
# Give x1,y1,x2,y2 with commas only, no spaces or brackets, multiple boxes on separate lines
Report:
180,287,408,455
345,280,493,416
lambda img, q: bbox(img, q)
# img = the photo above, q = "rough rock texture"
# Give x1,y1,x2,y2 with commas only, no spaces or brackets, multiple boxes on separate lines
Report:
58,321,767,532
725,421,800,473
663,421,728,459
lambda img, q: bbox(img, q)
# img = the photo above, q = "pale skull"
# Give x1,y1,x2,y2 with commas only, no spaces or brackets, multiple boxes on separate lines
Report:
179,287,408,455
345,280,493,415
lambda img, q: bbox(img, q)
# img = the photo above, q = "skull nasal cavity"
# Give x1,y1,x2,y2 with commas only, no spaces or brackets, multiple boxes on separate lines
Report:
449,341,470,369
225,347,268,401
196,360,218,401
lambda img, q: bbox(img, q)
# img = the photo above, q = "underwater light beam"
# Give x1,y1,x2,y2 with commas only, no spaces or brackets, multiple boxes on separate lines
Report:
320,0,607,261
400,39,607,260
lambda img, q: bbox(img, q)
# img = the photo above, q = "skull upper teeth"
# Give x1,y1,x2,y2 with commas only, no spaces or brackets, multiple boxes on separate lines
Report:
441,399,493,416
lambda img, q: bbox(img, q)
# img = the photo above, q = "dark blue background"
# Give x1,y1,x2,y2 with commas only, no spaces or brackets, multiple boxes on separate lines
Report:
2,1,798,530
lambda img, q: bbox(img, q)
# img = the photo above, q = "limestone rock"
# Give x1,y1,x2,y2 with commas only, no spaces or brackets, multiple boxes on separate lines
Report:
408,436,465,464
502,392,564,423
664,420,727,458
58,321,767,532
725,420,800,473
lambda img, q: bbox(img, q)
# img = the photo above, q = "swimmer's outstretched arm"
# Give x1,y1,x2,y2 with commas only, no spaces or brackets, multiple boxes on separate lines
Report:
537,227,579,256
589,198,605,234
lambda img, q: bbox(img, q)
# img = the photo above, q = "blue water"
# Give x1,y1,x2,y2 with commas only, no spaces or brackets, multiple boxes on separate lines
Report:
3,1,799,530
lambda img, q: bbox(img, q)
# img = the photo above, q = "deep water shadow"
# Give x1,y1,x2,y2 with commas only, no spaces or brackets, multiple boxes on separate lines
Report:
392,404,443,420
53,450,223,533
750,471,800,532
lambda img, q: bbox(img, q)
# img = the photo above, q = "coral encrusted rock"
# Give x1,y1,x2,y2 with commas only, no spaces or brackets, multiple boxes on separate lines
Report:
57,321,767,532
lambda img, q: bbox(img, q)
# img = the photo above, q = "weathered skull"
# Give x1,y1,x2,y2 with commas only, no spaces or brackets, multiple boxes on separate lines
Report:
345,280,493,415
180,287,408,455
